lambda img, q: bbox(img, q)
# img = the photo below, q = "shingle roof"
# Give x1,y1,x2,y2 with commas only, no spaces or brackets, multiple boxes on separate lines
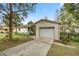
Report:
18,24,33,28
18,25,28,28
35,19,60,24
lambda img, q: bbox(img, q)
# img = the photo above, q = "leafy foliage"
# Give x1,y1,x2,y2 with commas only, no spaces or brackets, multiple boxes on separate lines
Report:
0,3,37,40
58,3,79,43
71,33,79,42
27,21,36,35
60,32,72,44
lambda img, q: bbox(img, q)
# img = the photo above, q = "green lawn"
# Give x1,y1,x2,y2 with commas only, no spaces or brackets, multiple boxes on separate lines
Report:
0,33,5,40
0,33,33,51
47,41,79,56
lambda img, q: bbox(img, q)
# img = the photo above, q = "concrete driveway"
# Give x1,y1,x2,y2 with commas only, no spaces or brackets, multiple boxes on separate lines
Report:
0,39,54,56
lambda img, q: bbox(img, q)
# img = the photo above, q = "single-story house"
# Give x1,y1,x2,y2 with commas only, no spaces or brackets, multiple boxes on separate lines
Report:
35,19,60,40
17,24,35,34
17,25,29,33
0,25,16,33
74,26,79,33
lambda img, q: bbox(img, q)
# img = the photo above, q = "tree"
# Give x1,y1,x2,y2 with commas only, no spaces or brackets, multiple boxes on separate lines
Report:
58,3,77,44
3,13,23,32
0,3,36,40
58,3,79,44
62,3,79,25
12,14,23,32
58,3,79,33
59,8,75,32
27,21,36,35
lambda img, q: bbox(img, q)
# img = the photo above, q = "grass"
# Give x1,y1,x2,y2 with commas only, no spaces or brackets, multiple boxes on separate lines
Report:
0,33,5,40
47,41,79,56
0,32,33,51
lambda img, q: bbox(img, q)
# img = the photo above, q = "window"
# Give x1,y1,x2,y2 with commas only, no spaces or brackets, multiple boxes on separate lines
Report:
5,29,8,31
40,27,54,29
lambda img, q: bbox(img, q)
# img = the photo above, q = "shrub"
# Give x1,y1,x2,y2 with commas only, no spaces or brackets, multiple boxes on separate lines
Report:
14,32,27,36
13,32,32,41
60,32,72,44
12,36,32,42
71,33,79,42
60,32,79,43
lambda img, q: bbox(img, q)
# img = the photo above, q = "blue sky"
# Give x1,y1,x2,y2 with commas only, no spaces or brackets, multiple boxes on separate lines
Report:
23,3,63,24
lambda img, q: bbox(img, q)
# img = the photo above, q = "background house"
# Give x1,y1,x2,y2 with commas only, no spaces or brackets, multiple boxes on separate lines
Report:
0,25,16,33
74,26,79,33
17,25,29,33
17,21,36,35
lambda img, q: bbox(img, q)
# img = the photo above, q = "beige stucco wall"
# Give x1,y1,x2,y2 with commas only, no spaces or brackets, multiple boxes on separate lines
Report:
0,27,17,33
35,21,60,40
17,28,28,33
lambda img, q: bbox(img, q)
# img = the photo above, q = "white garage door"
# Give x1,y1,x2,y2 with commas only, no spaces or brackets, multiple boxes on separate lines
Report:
39,27,54,39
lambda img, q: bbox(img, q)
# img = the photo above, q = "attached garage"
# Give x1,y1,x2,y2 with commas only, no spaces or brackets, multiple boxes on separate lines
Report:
35,19,60,40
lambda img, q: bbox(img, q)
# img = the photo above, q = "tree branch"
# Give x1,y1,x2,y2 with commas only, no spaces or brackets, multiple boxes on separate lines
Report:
0,11,6,16
0,4,9,14
14,9,28,13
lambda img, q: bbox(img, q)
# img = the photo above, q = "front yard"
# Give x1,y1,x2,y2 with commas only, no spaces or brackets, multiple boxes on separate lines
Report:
0,33,33,51
47,41,79,56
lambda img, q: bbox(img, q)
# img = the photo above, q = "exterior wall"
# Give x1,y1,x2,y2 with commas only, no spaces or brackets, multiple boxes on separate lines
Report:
36,21,60,40
0,27,16,33
17,28,28,33
13,28,17,32
0,30,4,33
55,24,60,40
75,28,79,33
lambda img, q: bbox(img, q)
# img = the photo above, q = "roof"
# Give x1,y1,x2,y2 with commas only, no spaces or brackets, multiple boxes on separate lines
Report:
35,19,60,24
18,24,33,28
18,25,28,28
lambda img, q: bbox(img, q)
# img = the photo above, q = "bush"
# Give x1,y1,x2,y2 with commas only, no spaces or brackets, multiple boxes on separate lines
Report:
60,32,72,44
60,32,79,43
12,36,32,42
13,32,32,41
71,33,79,42
0,32,4,33
14,32,27,36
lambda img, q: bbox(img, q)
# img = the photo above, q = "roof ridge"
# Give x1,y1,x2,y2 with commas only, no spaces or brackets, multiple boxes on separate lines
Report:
35,19,60,24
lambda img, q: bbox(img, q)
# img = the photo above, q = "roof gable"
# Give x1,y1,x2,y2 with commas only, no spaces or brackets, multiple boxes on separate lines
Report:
35,19,60,24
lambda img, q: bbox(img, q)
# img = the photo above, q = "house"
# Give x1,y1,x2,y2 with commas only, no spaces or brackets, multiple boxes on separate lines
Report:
17,24,35,34
17,25,29,33
3,26,16,32
35,19,60,40
74,26,79,33
0,25,16,33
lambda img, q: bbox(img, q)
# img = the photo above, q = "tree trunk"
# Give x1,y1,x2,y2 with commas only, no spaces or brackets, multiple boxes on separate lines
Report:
16,27,17,32
16,23,18,32
16,25,18,32
8,3,13,40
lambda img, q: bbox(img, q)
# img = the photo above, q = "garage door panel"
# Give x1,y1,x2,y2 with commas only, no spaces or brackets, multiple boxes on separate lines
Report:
39,27,54,39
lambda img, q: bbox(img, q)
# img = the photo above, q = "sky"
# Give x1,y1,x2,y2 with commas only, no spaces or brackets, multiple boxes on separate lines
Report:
0,3,64,25
23,3,63,24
